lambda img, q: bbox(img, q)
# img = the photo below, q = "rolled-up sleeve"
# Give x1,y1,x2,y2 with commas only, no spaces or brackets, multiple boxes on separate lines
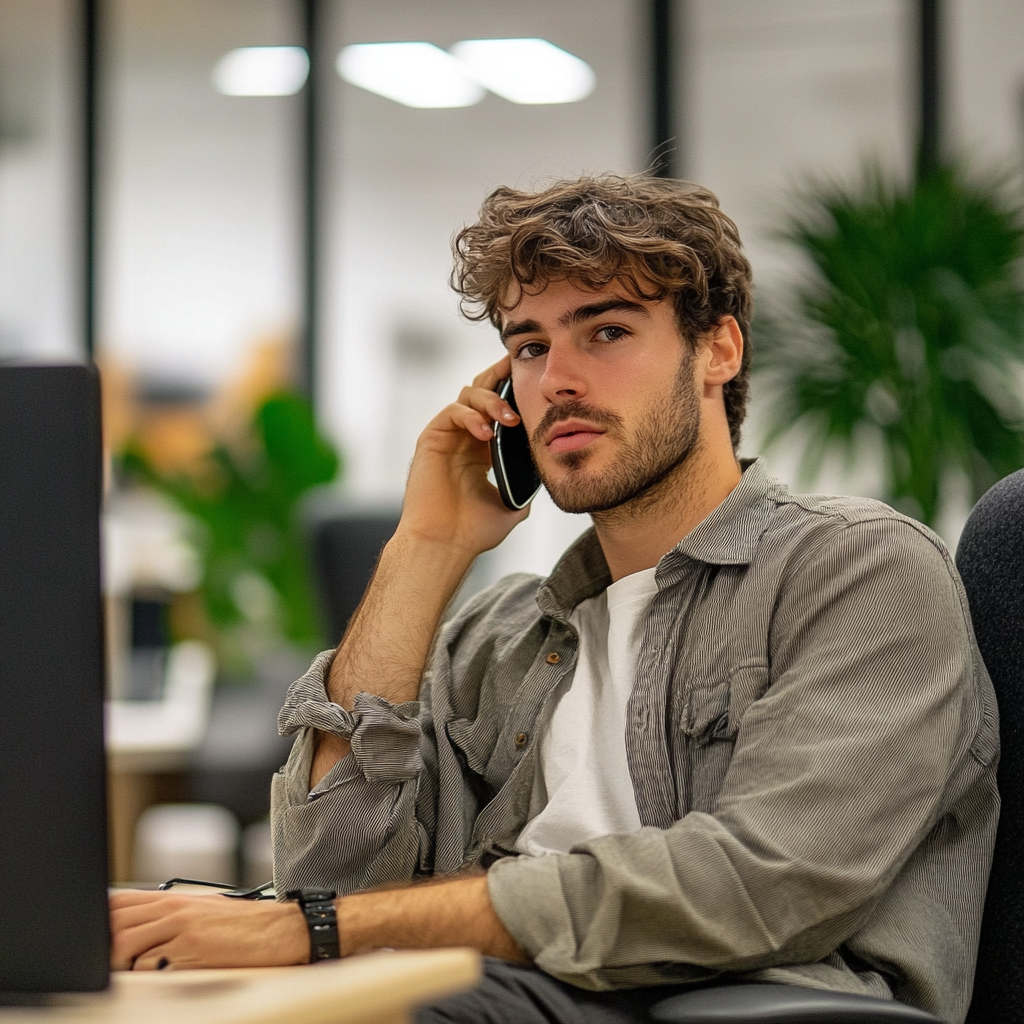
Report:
271,650,432,894
488,518,987,991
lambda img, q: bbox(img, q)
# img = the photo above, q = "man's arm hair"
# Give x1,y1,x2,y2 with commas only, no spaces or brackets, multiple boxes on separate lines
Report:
310,531,473,788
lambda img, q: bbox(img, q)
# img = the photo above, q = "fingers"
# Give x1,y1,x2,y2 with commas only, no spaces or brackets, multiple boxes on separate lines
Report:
110,889,180,910
109,891,212,970
109,891,310,971
132,946,174,972
424,361,522,447
458,386,518,425
111,908,180,970
463,357,519,430
471,354,511,391
445,396,514,443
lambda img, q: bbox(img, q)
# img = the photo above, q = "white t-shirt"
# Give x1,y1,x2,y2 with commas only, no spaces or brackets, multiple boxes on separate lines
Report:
514,567,659,857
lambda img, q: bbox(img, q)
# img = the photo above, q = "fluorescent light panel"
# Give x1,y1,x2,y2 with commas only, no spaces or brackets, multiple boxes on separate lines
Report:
337,38,595,108
338,42,484,108
214,46,309,96
451,38,595,105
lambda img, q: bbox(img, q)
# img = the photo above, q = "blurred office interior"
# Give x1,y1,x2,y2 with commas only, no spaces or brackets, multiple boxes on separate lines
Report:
3,0,1024,883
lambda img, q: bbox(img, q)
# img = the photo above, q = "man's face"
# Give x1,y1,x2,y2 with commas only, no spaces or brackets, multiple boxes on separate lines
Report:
500,278,702,515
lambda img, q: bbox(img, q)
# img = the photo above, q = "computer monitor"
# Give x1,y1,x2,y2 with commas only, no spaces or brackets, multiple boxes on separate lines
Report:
0,363,110,993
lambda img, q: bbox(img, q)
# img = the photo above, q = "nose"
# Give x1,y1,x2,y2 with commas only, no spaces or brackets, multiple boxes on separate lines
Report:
538,340,587,404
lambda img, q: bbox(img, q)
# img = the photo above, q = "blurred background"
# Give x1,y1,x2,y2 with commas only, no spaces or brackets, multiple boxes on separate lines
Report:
4,0,1024,885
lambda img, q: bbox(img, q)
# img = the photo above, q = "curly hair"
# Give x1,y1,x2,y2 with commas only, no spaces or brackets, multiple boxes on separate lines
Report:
451,174,753,448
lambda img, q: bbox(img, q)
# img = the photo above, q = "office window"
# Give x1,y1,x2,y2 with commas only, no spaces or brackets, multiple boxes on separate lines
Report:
0,0,79,361
98,0,302,392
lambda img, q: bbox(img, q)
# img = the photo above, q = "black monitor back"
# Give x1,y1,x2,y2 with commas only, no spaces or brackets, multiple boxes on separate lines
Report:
0,364,109,992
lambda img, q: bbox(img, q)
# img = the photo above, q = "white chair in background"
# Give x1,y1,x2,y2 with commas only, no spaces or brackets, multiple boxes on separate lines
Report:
134,803,240,885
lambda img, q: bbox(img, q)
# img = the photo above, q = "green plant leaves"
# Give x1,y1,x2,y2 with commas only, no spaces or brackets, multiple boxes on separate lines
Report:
120,391,341,676
755,163,1024,525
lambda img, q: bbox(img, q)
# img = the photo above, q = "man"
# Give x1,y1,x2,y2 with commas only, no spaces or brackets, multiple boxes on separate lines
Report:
111,175,998,1024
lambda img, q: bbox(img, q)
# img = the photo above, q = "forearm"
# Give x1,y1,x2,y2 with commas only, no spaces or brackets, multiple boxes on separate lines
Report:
326,531,473,709
110,873,527,971
311,531,474,786
339,874,527,963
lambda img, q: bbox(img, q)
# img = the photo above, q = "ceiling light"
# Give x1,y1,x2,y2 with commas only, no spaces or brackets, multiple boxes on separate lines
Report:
337,42,484,108
449,38,595,105
213,46,309,96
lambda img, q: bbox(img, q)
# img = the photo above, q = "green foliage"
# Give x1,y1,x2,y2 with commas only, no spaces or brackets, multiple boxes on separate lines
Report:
121,392,340,674
755,164,1024,525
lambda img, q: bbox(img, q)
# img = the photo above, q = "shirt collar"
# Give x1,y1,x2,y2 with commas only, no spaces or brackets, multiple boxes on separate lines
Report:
535,457,776,620
664,457,775,569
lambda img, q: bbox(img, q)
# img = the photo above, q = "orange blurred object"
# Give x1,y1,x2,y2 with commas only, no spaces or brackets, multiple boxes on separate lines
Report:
97,331,296,477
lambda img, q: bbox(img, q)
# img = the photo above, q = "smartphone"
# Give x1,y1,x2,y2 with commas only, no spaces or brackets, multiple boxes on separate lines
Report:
490,378,542,510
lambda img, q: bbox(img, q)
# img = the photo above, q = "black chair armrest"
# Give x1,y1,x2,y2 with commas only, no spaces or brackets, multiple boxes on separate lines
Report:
650,984,942,1023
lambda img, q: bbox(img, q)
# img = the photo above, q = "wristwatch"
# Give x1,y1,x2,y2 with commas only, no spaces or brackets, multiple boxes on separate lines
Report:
285,889,340,962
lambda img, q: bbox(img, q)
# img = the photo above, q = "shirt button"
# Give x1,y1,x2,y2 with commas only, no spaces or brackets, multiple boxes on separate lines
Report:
515,732,528,749
545,652,561,665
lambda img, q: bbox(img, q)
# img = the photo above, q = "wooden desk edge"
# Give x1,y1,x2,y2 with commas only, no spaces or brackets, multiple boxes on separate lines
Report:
0,949,482,1024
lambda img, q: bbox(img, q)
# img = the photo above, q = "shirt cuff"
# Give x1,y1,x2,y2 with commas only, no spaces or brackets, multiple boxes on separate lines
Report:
487,853,576,973
277,650,424,783
278,650,354,738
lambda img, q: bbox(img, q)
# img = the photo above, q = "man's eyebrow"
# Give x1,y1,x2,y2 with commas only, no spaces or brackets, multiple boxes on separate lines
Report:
500,299,651,344
557,298,652,328
500,318,543,344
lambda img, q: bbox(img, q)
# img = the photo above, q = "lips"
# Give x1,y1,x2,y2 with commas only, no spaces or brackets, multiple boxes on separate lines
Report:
545,420,605,453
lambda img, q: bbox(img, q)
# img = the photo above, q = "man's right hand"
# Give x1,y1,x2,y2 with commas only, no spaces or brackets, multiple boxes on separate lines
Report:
399,354,530,557
309,355,532,789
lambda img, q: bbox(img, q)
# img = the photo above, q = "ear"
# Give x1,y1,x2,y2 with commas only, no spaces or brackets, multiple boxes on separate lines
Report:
700,316,743,391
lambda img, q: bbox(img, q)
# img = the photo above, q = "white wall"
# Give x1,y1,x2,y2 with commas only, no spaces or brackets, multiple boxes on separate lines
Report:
948,0,1024,166
685,0,913,287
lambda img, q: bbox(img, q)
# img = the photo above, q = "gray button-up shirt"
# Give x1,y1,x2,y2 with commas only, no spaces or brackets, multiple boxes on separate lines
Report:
272,460,998,1023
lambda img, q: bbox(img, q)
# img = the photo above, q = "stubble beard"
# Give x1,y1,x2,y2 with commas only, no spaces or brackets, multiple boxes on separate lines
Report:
530,350,702,516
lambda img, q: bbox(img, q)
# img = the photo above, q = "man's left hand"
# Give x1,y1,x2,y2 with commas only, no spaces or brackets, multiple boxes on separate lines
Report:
109,890,309,970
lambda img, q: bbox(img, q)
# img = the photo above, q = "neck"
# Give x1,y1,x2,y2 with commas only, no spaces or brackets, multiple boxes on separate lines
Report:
591,441,742,582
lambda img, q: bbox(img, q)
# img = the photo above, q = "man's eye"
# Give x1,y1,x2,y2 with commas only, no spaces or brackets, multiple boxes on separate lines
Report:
517,342,548,360
595,326,627,342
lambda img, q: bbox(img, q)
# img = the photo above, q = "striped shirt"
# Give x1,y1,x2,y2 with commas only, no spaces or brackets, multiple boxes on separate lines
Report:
272,459,998,1023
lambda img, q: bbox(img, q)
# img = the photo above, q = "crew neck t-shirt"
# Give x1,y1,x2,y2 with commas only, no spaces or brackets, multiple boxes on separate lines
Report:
514,566,659,857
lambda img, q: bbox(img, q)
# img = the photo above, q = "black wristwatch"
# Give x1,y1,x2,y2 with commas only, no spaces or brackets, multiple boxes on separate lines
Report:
285,888,340,962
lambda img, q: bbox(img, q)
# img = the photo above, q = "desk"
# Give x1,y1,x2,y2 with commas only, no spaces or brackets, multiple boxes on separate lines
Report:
0,949,480,1024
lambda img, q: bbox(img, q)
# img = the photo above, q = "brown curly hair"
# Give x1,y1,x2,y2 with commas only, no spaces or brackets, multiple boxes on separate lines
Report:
451,174,753,448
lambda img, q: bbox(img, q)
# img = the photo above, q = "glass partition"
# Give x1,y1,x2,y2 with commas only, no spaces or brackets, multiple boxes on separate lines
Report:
0,0,79,361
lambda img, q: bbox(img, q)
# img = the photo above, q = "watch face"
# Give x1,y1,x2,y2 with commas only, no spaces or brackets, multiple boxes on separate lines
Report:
286,888,337,904
308,891,337,905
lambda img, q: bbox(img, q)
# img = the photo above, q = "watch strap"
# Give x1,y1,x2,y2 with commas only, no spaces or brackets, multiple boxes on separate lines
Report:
285,888,340,962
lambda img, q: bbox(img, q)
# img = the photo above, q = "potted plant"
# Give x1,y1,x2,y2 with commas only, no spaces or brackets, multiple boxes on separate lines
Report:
119,389,340,677
754,164,1024,527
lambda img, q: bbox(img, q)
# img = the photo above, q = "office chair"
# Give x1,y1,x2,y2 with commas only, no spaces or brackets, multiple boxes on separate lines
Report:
651,469,1024,1023
308,505,402,643
956,468,1024,1024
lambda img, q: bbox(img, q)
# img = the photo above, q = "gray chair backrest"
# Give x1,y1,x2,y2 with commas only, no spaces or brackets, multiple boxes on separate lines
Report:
956,468,1024,1024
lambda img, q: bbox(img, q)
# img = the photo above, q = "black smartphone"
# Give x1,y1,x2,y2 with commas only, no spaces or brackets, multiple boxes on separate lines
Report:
490,378,542,510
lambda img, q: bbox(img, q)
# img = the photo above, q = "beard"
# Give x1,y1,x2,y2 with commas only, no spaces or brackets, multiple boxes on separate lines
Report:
529,349,701,515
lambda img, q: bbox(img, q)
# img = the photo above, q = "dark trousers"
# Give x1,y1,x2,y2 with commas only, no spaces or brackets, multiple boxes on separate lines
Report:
415,957,685,1024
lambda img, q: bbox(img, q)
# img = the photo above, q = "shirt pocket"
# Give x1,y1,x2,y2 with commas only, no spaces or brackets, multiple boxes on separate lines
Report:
681,659,770,815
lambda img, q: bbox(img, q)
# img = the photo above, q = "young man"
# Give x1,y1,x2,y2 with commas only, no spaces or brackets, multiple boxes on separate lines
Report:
111,176,998,1024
